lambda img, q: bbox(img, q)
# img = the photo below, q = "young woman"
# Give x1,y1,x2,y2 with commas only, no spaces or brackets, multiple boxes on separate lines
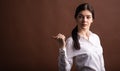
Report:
53,3,105,71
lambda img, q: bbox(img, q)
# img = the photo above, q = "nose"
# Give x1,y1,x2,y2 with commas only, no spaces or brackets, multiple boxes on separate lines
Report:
83,17,87,22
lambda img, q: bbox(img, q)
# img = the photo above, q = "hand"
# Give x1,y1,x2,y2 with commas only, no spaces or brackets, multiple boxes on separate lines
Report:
52,33,66,48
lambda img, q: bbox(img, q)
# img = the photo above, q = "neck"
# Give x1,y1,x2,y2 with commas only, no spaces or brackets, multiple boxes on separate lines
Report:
78,28,90,39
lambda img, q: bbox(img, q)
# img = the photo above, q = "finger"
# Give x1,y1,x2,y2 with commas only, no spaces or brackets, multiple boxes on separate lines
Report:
52,33,65,40
58,33,62,36
52,36,57,39
59,34,65,39
52,35,60,39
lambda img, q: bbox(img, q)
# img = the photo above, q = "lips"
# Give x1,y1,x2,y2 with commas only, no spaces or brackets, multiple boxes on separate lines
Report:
81,23,88,26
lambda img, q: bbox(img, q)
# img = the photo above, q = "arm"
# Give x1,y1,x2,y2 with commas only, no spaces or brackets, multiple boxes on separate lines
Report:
97,35,105,71
52,34,73,71
58,47,73,71
101,54,105,71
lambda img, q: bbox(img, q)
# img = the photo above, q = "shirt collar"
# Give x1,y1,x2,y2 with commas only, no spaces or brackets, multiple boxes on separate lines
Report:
77,31,93,40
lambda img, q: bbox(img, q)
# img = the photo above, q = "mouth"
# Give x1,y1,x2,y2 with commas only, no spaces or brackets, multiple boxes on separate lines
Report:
81,23,87,26
83,22,88,24
81,24,88,28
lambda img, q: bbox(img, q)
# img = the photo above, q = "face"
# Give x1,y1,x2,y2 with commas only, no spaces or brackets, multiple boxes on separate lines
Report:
76,10,93,30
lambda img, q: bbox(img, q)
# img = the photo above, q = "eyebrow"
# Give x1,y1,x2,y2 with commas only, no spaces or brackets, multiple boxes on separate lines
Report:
78,14,92,16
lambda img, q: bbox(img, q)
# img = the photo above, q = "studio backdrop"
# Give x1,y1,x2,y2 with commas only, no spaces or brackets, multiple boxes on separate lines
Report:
1,0,120,71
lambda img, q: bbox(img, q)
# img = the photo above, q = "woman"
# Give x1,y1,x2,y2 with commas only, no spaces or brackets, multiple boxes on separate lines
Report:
53,3,105,71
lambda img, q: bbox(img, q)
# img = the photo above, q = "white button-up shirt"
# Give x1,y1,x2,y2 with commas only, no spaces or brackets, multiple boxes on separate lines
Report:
58,32,105,71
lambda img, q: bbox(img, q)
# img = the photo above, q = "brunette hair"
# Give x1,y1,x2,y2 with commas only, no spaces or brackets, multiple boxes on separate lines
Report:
72,3,95,50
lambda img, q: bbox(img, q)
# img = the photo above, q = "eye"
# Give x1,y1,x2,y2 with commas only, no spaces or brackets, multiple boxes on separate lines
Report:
78,15,83,19
86,15,92,19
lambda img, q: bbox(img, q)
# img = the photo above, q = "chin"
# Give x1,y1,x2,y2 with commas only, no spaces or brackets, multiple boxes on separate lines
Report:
82,26,88,29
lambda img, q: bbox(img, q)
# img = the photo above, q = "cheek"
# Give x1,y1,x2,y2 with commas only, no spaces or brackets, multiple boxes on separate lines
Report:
89,19,93,23
76,18,82,23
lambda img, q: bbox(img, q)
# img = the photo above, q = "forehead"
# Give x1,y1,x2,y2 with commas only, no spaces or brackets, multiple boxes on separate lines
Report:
78,10,92,16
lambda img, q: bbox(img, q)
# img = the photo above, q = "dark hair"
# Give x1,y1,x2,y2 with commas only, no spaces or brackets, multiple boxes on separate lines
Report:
72,3,95,50
74,3,95,19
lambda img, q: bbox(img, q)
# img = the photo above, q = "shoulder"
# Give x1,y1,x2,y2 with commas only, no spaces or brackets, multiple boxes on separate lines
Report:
65,36,74,48
90,32,101,43
90,32,102,44
66,36,73,43
91,32,100,40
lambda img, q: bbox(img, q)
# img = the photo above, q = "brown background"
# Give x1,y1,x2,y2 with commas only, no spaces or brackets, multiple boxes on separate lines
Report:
1,0,120,71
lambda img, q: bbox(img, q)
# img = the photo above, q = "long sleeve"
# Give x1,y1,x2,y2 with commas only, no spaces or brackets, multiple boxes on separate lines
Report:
58,47,73,71
101,54,105,71
97,35,106,71
58,33,106,71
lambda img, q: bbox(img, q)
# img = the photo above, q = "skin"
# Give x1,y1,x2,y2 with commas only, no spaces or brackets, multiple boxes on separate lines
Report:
77,10,93,40
53,10,93,48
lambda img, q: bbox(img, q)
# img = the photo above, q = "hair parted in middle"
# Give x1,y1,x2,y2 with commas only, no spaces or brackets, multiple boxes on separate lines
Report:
72,3,95,50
